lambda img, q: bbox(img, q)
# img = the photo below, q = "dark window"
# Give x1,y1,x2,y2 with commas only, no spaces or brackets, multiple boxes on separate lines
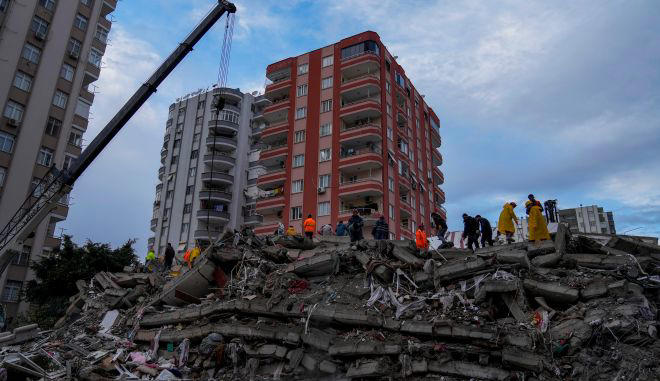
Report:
45,117,61,136
341,40,380,60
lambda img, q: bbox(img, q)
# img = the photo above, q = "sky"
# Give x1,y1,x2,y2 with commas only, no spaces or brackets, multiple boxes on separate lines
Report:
61,0,660,253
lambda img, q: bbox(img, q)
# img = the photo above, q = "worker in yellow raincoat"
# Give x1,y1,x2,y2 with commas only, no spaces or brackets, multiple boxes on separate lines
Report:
185,244,201,269
496,202,518,244
526,200,550,242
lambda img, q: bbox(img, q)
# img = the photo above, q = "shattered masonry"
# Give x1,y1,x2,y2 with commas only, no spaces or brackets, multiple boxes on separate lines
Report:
1,224,659,380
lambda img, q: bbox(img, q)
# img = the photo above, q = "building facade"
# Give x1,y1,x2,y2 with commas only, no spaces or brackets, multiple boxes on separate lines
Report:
558,205,616,235
253,31,445,239
149,86,263,256
0,0,115,321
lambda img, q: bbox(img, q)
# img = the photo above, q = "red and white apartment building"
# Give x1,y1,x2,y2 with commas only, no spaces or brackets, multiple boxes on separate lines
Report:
251,31,445,240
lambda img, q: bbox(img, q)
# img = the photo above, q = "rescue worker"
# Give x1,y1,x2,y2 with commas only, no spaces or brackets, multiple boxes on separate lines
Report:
372,216,389,240
320,223,333,236
286,225,297,236
186,244,201,268
164,243,175,271
415,224,429,254
461,213,480,251
475,215,494,247
303,214,316,239
431,212,448,244
276,220,285,236
496,202,518,244
336,220,347,236
526,200,551,242
347,210,364,243
145,248,156,272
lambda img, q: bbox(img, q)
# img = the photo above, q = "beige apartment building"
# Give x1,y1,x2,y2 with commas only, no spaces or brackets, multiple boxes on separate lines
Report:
0,0,116,323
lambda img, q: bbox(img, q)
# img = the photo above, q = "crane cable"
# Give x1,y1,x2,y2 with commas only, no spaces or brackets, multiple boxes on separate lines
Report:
206,12,236,245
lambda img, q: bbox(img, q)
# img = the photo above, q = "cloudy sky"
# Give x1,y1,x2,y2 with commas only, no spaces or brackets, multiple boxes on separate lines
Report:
61,0,660,252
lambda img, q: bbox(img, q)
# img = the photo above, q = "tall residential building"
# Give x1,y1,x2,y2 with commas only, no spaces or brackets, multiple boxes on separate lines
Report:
253,31,445,239
558,205,616,234
0,0,116,321
149,86,261,256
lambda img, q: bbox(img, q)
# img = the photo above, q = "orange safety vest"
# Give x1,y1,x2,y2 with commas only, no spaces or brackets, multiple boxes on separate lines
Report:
415,229,428,249
303,218,316,233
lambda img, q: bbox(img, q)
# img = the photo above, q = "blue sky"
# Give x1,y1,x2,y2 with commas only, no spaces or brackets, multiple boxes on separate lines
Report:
61,0,660,253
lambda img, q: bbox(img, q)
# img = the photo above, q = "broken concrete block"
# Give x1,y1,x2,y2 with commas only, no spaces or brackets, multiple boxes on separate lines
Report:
391,246,424,267
564,253,630,269
503,333,534,348
581,280,608,300
329,342,401,356
428,360,510,380
411,359,428,374
531,251,562,268
549,319,592,341
606,236,660,256
434,257,486,285
318,360,337,374
474,280,521,303
526,240,556,257
286,253,338,277
502,348,543,372
346,359,389,378
554,222,570,254
495,249,530,268
523,279,579,304
302,328,332,351
244,344,288,359
354,251,393,283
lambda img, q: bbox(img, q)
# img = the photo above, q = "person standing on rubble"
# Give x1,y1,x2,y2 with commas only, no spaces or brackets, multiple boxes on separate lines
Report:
526,200,551,242
431,212,448,244
372,216,389,240
145,248,156,272
496,202,518,244
416,224,429,254
336,220,347,236
461,214,480,251
303,214,316,240
276,220,285,235
347,210,364,243
164,243,175,271
286,225,296,236
475,215,494,247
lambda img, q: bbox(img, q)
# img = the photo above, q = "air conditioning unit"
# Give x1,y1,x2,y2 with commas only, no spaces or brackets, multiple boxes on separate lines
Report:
317,187,326,194
68,50,79,59
34,31,46,41
7,119,19,127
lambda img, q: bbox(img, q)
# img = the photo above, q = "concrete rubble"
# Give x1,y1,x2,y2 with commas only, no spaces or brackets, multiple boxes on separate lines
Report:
1,224,659,380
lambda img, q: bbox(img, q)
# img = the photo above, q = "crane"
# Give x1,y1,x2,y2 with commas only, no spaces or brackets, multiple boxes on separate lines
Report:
0,0,237,268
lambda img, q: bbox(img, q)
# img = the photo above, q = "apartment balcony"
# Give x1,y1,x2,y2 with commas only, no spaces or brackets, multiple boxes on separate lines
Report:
256,194,286,213
160,147,168,161
194,229,224,242
150,218,158,231
206,135,237,152
101,0,117,18
340,85,380,113
341,58,380,86
340,123,382,144
433,167,445,185
338,208,382,227
201,171,234,185
265,77,292,94
340,73,380,92
341,49,380,67
212,87,244,103
430,127,441,148
208,118,239,135
158,166,165,181
435,188,446,204
431,149,443,167
197,209,230,223
257,167,286,187
199,189,233,203
259,142,288,162
148,237,155,246
338,177,383,198
339,145,382,171
261,120,289,142
43,236,61,249
399,199,413,218
203,153,235,170
397,112,407,126
263,99,290,124
244,214,264,226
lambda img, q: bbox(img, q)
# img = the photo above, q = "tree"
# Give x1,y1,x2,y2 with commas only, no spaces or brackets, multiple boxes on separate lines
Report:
22,235,137,328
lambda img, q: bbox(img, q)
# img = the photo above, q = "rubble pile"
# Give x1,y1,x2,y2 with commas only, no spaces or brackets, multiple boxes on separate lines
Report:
1,225,659,380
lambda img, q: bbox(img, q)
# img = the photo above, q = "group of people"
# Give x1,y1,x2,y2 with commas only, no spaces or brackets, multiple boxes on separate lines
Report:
275,210,371,243
145,242,202,272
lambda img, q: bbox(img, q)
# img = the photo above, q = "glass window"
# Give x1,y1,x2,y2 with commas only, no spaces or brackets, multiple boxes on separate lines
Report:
388,177,394,191
386,82,391,93
13,72,32,92
389,204,395,220
190,150,198,159
22,43,41,64
321,76,333,89
189,167,196,177
2,280,22,302
296,107,306,119
45,117,62,136
387,127,393,140
0,166,6,187
95,25,109,43
81,0,92,6
197,100,205,110
37,147,54,166
292,179,303,193
195,116,203,125
39,0,56,11
293,154,304,167
3,100,24,122
341,40,380,60
322,55,333,67
387,104,392,115
320,122,332,137
321,100,332,113
297,84,307,97
170,155,178,165
75,99,91,119
0,0,8,12
218,110,239,123
89,48,102,67
67,38,82,58
291,206,302,220
74,14,88,30
183,204,192,214
62,155,75,171
319,148,331,161
318,201,330,216
53,90,68,108
68,129,83,147
298,63,308,75
0,132,15,153
294,130,305,143
319,174,330,188
60,63,75,81
31,16,49,37
186,185,193,195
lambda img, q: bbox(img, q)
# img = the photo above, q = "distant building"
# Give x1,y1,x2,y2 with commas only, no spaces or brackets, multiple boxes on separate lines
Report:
558,205,615,234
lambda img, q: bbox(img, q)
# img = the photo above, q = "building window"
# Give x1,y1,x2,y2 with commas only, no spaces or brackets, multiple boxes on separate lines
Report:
193,133,201,143
388,177,394,191
53,90,68,109
12,246,31,266
3,100,24,122
291,206,303,220
37,147,54,167
75,99,91,119
293,154,304,167
13,71,33,92
389,204,395,220
68,128,83,147
387,104,392,115
319,174,330,188
322,55,333,67
296,107,306,119
189,167,196,178
39,0,56,11
0,132,15,153
292,179,303,193
320,122,332,137
294,130,305,143
319,148,331,162
297,84,307,97
195,116,203,126
45,117,62,136
63,155,75,171
74,13,88,31
31,16,49,37
31,177,45,196
95,25,109,43
173,139,181,148
217,110,239,124
386,82,391,93
2,280,22,303
89,48,102,68
387,127,393,140
170,155,178,165
190,150,198,159
22,43,41,64
398,138,409,154
183,204,192,214
197,100,205,110
67,38,82,58
318,201,330,216
60,63,75,81
186,185,193,195
0,166,6,187
298,63,308,75
341,40,380,60
0,0,8,12
321,100,332,113
321,76,333,89
166,190,174,199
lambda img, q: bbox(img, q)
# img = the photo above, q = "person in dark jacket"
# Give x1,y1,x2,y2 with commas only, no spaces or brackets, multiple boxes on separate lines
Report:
372,216,389,240
336,220,347,236
431,212,448,244
461,214,480,251
475,215,494,247
164,243,175,270
347,210,364,243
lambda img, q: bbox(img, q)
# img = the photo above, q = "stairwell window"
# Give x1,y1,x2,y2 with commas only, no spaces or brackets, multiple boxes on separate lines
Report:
294,130,305,143
298,63,308,75
0,132,15,153
60,63,75,81
31,16,49,37
89,48,102,68
293,154,304,167
322,55,333,67
319,148,331,162
321,100,332,113
319,174,330,188
13,71,33,92
189,167,196,178
295,107,306,119
292,179,303,193
388,177,394,191
74,14,88,31
321,76,333,89
68,128,83,147
291,206,302,220
63,155,75,171
38,0,55,11
297,84,307,97
4,100,24,122
389,204,395,220
95,25,109,43
190,150,198,159
22,43,41,64
318,202,330,216
45,117,62,136
53,90,68,109
320,122,332,137
183,204,192,214
67,38,82,58
37,147,54,167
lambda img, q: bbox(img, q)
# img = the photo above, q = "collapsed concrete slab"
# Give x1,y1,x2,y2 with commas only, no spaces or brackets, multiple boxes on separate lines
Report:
495,249,531,268
428,360,510,380
502,348,544,372
286,252,339,277
523,279,579,304
526,240,556,257
433,257,486,285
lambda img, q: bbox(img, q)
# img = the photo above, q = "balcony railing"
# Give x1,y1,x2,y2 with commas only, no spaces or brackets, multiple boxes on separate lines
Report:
339,177,382,186
341,96,380,108
340,123,381,132
340,145,382,158
262,141,288,152
341,72,379,85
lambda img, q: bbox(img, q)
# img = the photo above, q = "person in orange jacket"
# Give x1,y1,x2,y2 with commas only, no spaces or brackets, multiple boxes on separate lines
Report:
415,224,429,254
303,214,316,240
